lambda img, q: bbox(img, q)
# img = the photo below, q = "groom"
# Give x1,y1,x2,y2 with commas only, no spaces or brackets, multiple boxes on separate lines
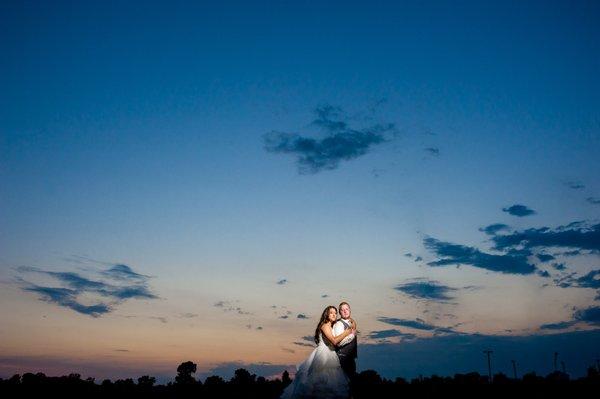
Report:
333,301,358,383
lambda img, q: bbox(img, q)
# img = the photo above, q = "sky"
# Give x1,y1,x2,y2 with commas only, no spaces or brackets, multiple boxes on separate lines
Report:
1,0,599,384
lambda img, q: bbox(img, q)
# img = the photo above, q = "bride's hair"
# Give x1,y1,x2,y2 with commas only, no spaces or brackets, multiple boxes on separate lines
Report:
314,305,337,344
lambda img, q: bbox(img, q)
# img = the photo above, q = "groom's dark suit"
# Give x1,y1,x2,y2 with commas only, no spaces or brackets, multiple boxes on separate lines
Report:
334,318,357,380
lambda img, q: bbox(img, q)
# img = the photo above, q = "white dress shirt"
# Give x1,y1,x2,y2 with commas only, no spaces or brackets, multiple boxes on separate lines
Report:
332,318,355,347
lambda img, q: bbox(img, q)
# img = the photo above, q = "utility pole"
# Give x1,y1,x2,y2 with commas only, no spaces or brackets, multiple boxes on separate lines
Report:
484,350,493,383
554,352,559,372
511,360,518,380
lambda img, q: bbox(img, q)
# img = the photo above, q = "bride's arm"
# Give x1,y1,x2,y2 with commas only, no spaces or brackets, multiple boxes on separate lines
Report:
321,323,353,346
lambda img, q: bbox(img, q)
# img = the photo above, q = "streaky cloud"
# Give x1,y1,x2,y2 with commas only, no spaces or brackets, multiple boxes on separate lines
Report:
394,279,458,301
423,237,537,275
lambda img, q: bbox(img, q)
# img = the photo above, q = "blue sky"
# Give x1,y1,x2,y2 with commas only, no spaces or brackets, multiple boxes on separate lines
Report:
1,0,599,383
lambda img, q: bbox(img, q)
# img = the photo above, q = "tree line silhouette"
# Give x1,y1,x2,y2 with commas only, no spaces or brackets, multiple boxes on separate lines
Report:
1,360,599,398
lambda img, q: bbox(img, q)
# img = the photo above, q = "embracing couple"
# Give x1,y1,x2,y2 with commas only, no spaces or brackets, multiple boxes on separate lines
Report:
281,301,358,399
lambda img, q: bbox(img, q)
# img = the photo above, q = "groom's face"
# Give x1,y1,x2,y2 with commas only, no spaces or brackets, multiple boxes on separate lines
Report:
339,304,351,319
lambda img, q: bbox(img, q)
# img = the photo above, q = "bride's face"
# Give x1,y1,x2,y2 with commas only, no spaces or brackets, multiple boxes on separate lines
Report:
327,308,337,322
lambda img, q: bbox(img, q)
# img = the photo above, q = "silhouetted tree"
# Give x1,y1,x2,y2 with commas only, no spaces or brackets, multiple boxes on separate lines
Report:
281,370,291,387
175,361,198,385
137,375,156,387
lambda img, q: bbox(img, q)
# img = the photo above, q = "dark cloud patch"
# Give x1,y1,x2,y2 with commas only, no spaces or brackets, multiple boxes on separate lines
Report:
587,197,600,205
367,329,417,340
537,270,551,278
279,315,289,319
565,181,585,190
574,306,600,325
491,221,600,254
552,263,566,271
377,317,454,333
214,300,250,315
536,253,556,262
424,147,440,156
297,314,309,319
301,335,313,342
321,294,329,298
394,279,458,301
404,253,413,258
539,320,578,330
14,264,158,317
180,313,198,318
423,237,537,275
21,284,111,317
479,223,511,236
502,204,536,217
101,264,150,282
149,316,168,324
414,256,423,262
277,279,288,285
263,104,396,174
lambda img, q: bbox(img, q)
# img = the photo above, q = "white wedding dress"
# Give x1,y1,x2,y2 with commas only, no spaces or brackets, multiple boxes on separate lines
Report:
280,332,350,399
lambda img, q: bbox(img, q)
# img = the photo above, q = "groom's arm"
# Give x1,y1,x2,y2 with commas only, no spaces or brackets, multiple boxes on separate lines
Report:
332,321,344,339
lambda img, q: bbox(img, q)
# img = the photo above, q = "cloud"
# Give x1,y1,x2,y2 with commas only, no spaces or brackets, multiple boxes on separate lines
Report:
297,314,309,319
587,197,600,205
367,329,417,340
539,320,578,330
277,279,288,285
490,221,600,254
13,264,158,317
424,147,440,156
263,104,396,174
377,317,455,334
423,237,537,275
564,181,585,190
21,284,111,317
574,306,600,325
479,223,511,236
536,253,556,262
394,279,458,301
214,300,251,315
100,264,151,282
502,204,536,217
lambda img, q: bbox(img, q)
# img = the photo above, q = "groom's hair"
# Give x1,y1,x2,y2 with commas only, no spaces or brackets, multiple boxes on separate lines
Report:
339,301,350,310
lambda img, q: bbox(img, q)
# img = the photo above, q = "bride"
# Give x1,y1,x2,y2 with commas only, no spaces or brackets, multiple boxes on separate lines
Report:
281,305,356,399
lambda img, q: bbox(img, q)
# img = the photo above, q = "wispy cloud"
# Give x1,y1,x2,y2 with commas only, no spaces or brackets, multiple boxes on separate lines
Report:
377,316,456,334
13,264,158,317
564,180,585,190
367,329,417,340
490,221,600,254
394,279,458,301
423,237,537,275
478,223,510,236
263,104,396,174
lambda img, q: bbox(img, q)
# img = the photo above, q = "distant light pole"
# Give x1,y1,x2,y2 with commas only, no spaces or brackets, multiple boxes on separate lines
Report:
554,352,559,372
484,350,493,383
511,360,518,380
